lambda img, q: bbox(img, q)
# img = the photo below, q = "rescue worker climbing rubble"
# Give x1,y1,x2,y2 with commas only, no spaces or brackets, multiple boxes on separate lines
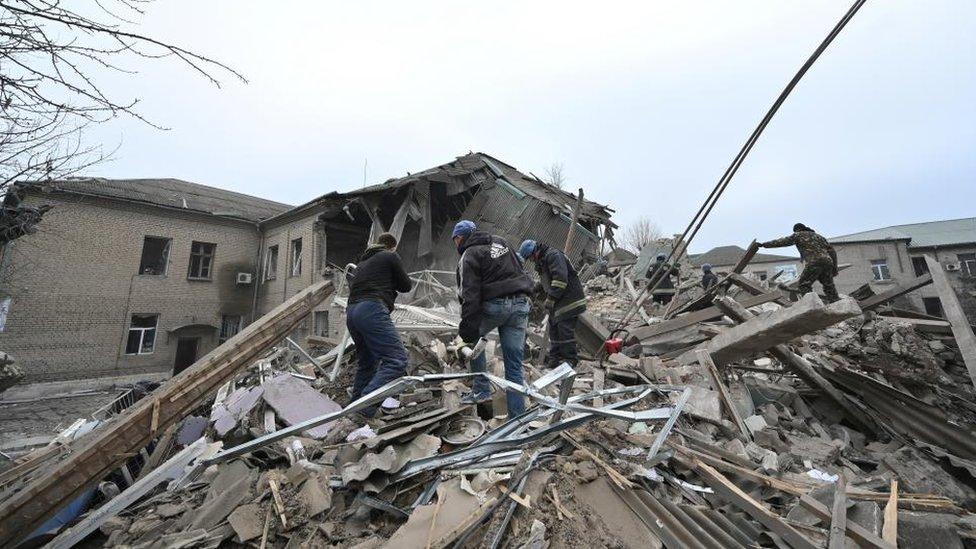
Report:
646,253,680,305
345,233,413,416
760,222,840,302
518,239,586,368
452,220,535,418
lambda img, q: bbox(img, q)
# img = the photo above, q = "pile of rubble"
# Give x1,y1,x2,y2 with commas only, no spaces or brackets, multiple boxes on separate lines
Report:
4,256,976,549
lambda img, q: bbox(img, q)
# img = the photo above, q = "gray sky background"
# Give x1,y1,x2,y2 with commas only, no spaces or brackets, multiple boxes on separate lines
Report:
83,1,976,252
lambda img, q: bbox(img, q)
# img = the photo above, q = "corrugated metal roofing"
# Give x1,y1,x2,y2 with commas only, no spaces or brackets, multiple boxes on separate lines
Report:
829,217,976,248
24,178,291,222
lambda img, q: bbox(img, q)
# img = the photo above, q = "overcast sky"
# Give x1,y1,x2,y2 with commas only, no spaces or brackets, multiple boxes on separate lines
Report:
82,1,976,252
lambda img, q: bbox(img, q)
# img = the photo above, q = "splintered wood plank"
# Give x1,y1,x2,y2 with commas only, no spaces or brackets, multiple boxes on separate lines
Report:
858,273,932,311
925,255,976,389
696,349,750,438
883,480,898,545
829,475,848,549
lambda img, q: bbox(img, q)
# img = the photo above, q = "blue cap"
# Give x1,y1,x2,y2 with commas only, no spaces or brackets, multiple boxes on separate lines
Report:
702,263,712,271
518,239,538,260
452,220,476,239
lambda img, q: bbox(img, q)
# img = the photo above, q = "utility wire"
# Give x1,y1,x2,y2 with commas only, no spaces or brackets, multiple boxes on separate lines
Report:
614,0,869,332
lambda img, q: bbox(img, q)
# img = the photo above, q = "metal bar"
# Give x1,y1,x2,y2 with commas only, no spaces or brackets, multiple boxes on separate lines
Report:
647,387,691,459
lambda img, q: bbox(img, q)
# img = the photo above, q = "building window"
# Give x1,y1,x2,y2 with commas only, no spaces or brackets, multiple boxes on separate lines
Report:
187,241,216,280
870,259,891,281
911,256,929,277
314,310,329,337
959,253,976,277
139,237,171,275
923,297,943,318
754,270,768,282
290,238,303,277
265,245,279,281
219,314,243,343
125,314,158,355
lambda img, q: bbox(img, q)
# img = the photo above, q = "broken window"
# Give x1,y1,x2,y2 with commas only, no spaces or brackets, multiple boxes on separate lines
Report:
125,314,158,355
290,238,303,277
138,236,171,275
959,253,976,277
314,310,329,337
187,241,216,280
870,259,890,281
265,245,279,281
923,297,944,318
219,314,243,343
911,256,929,277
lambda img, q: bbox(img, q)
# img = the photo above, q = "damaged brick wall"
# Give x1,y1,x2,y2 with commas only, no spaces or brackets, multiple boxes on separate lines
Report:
0,192,260,382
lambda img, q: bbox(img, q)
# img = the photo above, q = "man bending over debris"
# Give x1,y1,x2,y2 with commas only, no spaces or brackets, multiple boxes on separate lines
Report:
346,233,413,413
518,239,586,367
646,253,680,305
760,222,840,302
452,220,535,417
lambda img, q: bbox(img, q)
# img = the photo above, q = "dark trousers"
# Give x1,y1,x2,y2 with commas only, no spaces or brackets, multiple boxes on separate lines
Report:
796,259,839,301
347,299,409,402
547,312,580,368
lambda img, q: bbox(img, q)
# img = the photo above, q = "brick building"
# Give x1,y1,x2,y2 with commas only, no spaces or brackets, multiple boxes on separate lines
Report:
829,218,976,322
0,179,289,382
0,153,616,383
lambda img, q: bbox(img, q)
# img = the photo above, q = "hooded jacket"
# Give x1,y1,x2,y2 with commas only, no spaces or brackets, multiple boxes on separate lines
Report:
348,245,412,312
534,243,586,319
455,231,535,342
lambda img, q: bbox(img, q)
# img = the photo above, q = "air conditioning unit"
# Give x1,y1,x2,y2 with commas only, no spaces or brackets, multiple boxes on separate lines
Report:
236,272,254,284
945,263,961,272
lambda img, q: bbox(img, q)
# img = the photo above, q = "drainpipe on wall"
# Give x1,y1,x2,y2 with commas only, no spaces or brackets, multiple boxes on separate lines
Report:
249,223,262,324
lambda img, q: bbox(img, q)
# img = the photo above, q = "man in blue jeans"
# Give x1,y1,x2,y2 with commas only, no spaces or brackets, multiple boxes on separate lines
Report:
346,233,412,415
452,220,535,418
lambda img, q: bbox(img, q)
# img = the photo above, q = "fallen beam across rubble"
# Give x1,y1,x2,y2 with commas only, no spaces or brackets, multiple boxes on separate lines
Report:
925,255,976,390
0,280,336,549
680,293,862,366
632,289,789,341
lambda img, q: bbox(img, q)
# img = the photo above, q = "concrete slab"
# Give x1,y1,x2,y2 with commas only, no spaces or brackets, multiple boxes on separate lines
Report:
576,477,663,549
681,293,861,365
227,503,263,542
261,374,342,439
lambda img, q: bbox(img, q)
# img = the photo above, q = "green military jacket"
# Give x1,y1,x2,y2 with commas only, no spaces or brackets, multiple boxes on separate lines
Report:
763,230,837,265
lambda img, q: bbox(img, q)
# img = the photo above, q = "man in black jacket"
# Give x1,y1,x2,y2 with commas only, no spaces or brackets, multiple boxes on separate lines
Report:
346,233,412,410
519,239,586,368
646,253,680,305
452,220,535,418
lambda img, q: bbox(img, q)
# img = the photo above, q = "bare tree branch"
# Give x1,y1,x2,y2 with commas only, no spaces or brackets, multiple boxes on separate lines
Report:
543,162,566,190
619,216,662,253
0,0,243,243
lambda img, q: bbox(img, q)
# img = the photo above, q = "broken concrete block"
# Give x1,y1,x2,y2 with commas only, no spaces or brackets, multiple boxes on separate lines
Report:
725,438,749,461
262,374,342,439
743,414,767,434
898,511,964,549
299,473,333,517
682,293,862,365
227,503,263,542
577,461,599,483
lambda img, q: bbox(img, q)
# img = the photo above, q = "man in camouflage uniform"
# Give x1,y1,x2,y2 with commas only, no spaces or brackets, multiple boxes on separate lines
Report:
760,223,840,302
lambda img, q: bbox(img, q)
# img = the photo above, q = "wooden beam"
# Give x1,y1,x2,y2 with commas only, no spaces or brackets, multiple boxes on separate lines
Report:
798,492,896,549
632,289,787,341
689,459,818,549
696,349,750,439
666,240,761,317
925,255,976,389
883,480,898,545
728,273,791,305
829,475,848,549
0,281,336,548
563,188,584,255
858,273,932,311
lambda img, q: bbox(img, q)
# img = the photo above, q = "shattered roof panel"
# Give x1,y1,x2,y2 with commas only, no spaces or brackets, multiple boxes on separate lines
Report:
829,217,976,248
690,245,799,267
24,178,292,222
